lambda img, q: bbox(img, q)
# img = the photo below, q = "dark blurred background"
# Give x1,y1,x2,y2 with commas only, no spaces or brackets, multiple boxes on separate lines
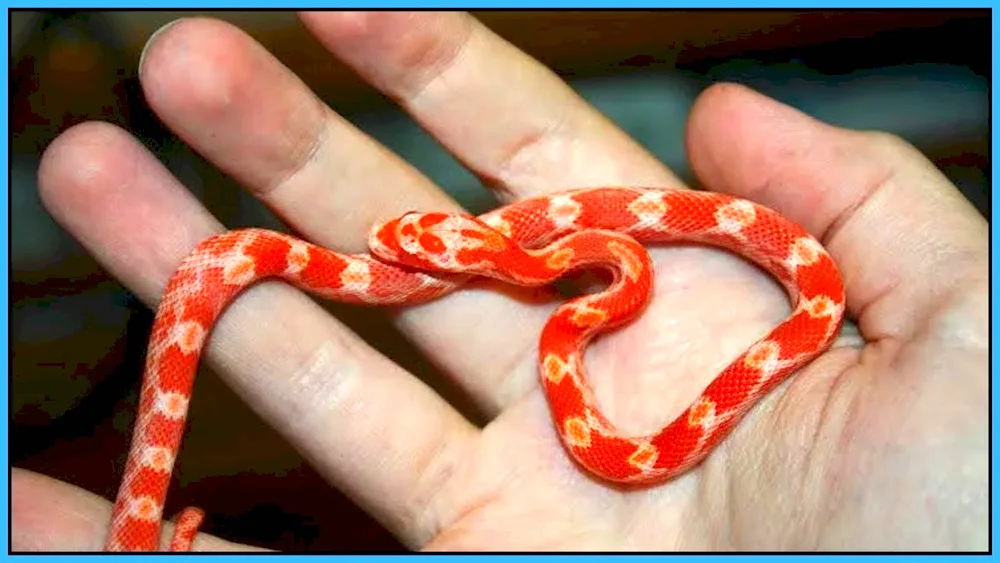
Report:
10,10,989,552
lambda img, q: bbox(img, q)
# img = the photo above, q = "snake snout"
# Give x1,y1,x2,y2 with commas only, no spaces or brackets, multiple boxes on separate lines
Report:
367,216,405,262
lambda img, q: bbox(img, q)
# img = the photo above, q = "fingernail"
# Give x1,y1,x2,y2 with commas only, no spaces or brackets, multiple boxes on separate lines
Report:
138,18,184,76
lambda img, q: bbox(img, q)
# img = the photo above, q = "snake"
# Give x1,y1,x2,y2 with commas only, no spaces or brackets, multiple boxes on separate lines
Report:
103,186,845,551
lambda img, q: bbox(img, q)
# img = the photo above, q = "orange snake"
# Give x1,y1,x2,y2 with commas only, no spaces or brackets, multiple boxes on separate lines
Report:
104,187,845,551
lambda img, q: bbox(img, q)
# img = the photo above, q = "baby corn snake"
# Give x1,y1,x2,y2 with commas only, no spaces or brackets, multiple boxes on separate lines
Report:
104,186,845,551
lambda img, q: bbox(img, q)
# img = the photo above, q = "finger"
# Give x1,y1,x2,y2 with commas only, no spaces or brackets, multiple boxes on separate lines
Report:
297,11,694,410
11,468,256,551
38,122,476,547
134,16,555,416
299,11,681,200
138,17,456,255
139,16,542,415
685,83,987,341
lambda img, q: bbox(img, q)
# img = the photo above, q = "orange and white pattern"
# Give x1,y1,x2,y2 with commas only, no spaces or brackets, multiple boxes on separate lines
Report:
105,187,845,551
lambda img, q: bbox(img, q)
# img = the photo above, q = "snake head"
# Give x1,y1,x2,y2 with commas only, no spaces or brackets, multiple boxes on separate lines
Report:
369,211,515,273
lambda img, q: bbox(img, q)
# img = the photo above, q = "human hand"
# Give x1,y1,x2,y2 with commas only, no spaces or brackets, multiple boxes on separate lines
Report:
17,12,987,551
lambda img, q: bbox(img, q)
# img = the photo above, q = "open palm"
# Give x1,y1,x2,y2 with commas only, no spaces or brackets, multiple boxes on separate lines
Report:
15,12,986,551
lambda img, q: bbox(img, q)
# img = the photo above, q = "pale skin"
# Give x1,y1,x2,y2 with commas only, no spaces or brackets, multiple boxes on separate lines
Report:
15,12,987,551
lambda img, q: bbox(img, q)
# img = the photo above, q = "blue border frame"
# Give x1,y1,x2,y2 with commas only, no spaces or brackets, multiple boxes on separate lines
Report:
990,6,998,560
4,4,994,559
2,6,8,559
2,0,997,6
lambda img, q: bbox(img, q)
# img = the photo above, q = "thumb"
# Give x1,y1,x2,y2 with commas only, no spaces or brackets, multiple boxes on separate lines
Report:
685,83,987,342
